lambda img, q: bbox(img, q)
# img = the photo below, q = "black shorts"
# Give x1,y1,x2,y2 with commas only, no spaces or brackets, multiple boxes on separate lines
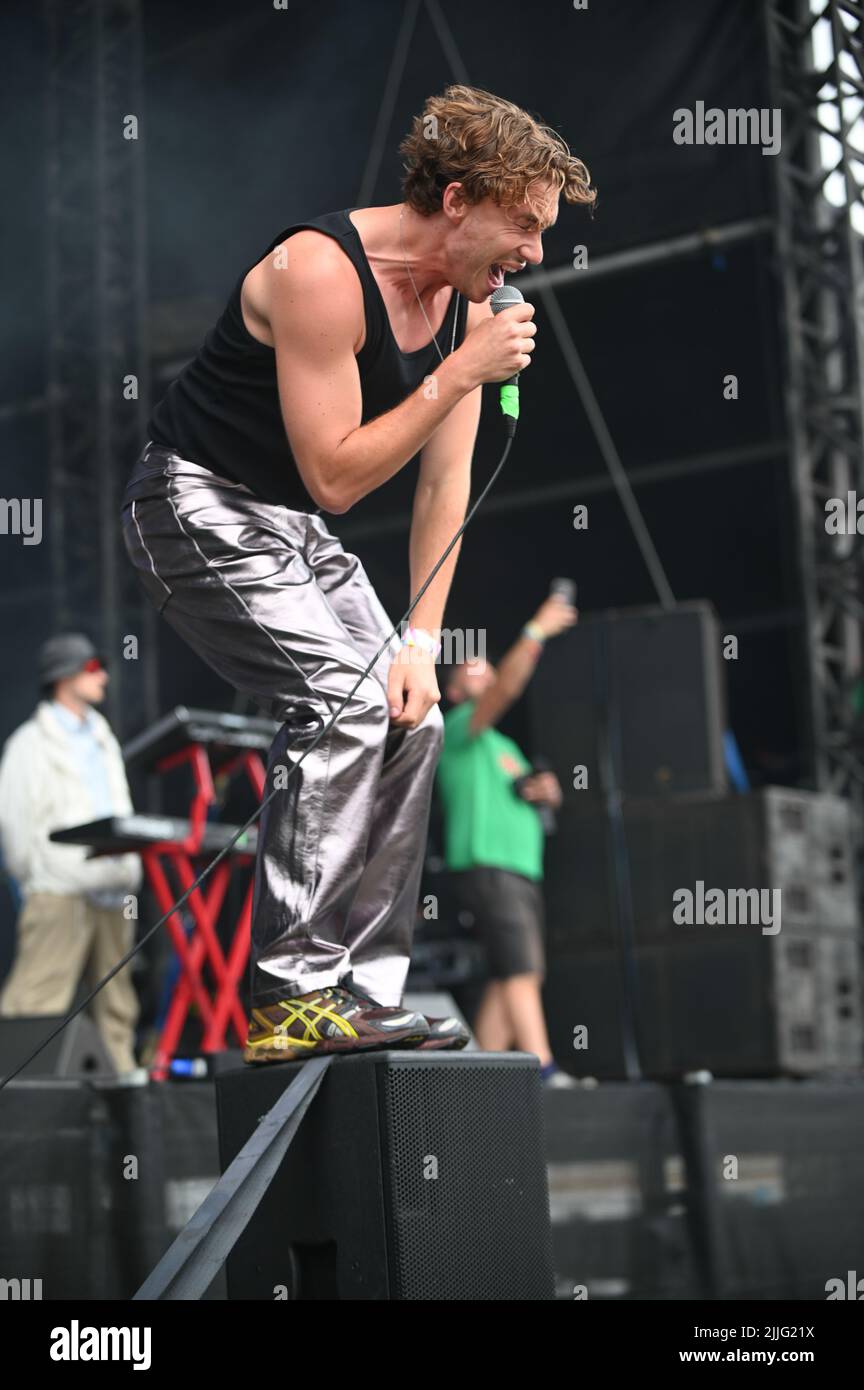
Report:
449,866,545,980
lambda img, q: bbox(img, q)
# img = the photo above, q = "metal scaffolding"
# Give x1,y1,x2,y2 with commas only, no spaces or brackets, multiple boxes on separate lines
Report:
765,0,864,802
44,0,157,737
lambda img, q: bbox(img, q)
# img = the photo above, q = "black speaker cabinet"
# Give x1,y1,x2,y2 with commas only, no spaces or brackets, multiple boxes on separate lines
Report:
529,601,727,801
543,1082,699,1300
216,1050,555,1300
541,788,861,1078
543,928,862,1080
544,788,859,949
0,1014,115,1079
673,1080,864,1300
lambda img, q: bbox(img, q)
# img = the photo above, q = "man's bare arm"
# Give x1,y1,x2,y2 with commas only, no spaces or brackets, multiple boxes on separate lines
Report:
468,596,578,735
267,234,534,512
467,637,547,735
408,302,488,636
408,383,483,636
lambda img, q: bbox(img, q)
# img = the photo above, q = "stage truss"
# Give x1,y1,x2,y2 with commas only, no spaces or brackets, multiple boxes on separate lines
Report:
765,0,864,807
43,0,157,736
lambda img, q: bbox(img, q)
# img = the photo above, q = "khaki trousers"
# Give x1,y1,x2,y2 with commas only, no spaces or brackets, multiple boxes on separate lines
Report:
0,892,139,1074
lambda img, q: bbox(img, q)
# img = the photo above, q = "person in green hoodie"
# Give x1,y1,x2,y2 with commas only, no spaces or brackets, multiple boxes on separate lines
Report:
436,593,577,1086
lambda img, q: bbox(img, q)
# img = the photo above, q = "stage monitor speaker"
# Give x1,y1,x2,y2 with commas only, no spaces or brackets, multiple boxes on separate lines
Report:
529,600,727,801
673,1080,864,1300
216,1050,554,1300
543,1082,699,1300
0,1014,115,1079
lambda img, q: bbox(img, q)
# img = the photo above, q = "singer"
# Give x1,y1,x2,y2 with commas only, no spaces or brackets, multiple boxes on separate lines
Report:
121,84,596,1063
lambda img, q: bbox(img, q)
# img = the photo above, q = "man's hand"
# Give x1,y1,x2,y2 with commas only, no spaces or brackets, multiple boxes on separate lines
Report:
387,645,441,729
518,771,562,809
532,594,578,639
454,301,537,388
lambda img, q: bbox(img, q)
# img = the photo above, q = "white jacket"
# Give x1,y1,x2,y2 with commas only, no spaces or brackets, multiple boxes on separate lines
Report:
0,701,142,897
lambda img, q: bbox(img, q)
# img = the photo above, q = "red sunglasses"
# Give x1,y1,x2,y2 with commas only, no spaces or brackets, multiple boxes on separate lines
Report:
81,657,105,673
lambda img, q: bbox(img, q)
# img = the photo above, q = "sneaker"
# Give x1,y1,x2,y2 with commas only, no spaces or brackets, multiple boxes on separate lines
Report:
541,1062,579,1089
342,975,469,1052
416,1015,470,1051
243,985,430,1064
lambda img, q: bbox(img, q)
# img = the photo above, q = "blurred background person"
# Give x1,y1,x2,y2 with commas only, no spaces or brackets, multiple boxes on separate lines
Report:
0,634,142,1074
436,592,577,1086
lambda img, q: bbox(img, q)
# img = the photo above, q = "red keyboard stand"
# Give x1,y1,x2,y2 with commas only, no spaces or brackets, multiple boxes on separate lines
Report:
143,744,265,1081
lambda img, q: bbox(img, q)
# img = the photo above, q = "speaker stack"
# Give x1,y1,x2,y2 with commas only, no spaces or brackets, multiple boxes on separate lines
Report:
529,602,863,1079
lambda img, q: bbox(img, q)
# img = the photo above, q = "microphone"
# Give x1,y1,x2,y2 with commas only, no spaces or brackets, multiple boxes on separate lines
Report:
512,754,558,836
549,577,577,607
530,755,558,836
490,283,525,435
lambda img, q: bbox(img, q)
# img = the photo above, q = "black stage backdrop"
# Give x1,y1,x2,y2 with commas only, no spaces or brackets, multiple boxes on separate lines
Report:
0,0,791,779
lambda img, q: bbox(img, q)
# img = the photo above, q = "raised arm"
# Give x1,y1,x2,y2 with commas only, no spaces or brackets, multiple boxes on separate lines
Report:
468,595,578,735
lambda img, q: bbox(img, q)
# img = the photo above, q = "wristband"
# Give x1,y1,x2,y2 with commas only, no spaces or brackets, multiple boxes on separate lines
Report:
401,626,442,659
522,621,546,645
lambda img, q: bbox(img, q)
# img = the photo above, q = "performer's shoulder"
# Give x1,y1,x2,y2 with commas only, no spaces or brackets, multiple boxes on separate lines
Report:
268,225,354,272
258,229,363,350
264,226,359,299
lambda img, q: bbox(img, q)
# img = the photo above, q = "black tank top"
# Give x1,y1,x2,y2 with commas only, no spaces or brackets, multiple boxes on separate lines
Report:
146,209,469,512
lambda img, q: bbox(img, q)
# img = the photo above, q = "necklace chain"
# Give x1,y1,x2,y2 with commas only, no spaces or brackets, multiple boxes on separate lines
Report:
399,204,457,364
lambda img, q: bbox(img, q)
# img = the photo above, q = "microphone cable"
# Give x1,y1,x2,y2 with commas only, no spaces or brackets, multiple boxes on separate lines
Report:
0,428,516,1090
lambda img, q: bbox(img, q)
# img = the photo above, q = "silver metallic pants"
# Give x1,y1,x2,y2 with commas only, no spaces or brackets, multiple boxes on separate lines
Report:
121,442,444,1007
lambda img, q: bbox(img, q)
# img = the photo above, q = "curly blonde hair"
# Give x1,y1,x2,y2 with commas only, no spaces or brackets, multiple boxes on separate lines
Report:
399,84,596,218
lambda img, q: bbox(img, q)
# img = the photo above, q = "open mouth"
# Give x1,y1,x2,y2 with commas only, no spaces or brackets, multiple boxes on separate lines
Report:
486,261,526,293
